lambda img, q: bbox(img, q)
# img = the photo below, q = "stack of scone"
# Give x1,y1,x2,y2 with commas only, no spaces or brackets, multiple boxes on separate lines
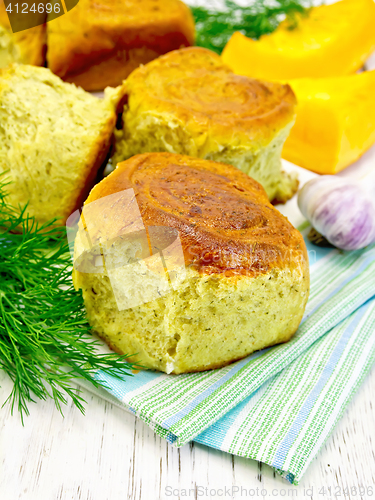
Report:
0,3,310,374
71,48,308,373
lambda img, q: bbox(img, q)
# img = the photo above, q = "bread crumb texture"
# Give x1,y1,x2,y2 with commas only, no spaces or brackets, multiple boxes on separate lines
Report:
0,64,124,224
114,47,298,203
74,266,309,374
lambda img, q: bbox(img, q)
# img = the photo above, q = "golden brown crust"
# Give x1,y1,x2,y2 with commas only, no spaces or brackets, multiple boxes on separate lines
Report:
0,1,46,66
63,118,115,223
85,152,308,278
62,46,161,91
62,86,128,223
46,0,195,91
123,47,296,149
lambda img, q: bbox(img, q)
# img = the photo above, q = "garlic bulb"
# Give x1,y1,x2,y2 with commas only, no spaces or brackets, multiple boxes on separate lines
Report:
298,175,375,250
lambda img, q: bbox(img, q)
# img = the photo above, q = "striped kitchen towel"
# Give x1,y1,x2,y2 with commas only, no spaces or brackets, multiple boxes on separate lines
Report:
78,237,375,484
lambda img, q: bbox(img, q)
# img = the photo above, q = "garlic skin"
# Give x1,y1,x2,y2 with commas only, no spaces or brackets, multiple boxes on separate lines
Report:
298,175,375,250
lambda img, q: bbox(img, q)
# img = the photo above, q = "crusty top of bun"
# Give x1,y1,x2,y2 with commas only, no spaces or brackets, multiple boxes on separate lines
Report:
47,0,195,79
84,153,307,277
123,47,296,149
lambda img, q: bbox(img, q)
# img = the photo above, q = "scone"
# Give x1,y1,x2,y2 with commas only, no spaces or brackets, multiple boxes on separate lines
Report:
73,153,310,374
114,47,298,203
0,64,125,225
46,0,195,91
0,1,46,68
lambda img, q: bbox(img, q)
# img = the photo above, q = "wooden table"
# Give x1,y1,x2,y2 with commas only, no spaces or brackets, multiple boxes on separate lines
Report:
1,364,375,500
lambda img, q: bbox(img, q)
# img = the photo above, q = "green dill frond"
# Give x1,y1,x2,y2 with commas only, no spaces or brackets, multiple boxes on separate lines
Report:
0,174,136,422
191,0,314,54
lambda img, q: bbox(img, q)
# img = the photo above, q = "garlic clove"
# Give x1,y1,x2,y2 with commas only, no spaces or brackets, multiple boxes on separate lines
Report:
298,176,375,251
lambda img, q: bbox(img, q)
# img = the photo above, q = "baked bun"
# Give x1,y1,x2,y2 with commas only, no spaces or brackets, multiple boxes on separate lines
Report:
46,0,195,91
0,64,125,225
0,1,46,68
73,153,309,374
114,47,298,203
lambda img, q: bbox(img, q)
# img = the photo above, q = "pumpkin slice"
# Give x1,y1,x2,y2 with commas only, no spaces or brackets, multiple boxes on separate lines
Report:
222,0,375,81
282,71,375,174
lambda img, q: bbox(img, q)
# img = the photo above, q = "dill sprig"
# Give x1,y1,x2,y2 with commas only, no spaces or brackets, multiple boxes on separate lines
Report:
0,177,136,422
191,0,313,54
